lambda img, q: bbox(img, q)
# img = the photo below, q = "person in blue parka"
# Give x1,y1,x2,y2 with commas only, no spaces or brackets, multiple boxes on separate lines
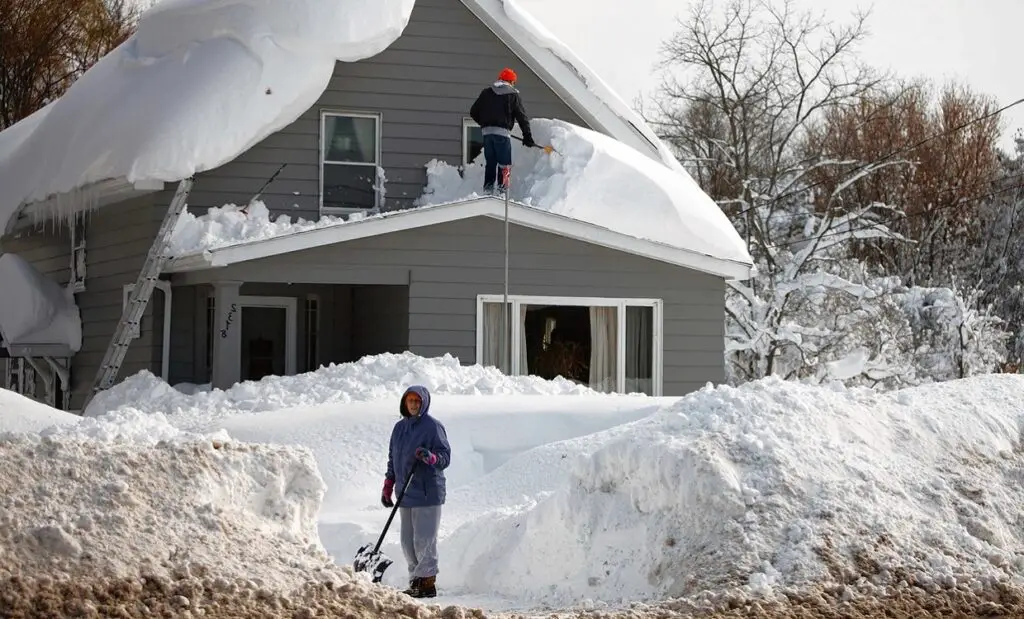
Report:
381,385,451,598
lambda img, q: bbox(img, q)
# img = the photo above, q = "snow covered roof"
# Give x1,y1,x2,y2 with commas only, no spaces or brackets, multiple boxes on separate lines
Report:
164,197,752,280
0,253,82,357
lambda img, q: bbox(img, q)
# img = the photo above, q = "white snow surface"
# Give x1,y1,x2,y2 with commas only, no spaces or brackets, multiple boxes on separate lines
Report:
83,352,602,423
0,253,82,351
166,119,752,266
0,389,79,434
0,0,415,229
419,118,750,263
12,353,1024,611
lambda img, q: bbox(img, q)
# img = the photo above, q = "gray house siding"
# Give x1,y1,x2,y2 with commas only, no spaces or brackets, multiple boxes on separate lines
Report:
71,195,165,410
172,217,727,395
177,0,587,220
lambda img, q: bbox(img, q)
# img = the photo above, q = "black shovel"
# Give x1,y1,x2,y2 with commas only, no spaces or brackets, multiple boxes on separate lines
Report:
353,463,417,583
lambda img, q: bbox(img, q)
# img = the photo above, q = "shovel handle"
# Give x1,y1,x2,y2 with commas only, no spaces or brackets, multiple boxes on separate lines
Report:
371,462,417,554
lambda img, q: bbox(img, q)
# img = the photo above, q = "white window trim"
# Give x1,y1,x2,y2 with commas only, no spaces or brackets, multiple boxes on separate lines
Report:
238,295,298,376
319,109,383,216
475,294,663,396
462,117,481,166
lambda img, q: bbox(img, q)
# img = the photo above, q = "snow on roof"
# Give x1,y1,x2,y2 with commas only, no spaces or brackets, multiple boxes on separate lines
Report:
419,119,751,265
0,253,82,353
0,0,416,230
165,119,752,276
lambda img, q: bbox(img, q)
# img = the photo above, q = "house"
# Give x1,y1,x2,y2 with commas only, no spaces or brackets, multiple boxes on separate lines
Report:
0,0,753,412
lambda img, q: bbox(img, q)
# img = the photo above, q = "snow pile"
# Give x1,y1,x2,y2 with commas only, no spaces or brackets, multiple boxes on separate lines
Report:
0,428,332,591
418,118,751,264
0,388,80,434
84,352,602,422
168,200,349,256
442,374,1024,605
0,253,82,351
0,0,415,229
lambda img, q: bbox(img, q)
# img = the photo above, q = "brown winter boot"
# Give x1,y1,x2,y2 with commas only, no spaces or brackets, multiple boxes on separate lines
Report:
402,577,421,596
407,575,436,598
411,573,436,598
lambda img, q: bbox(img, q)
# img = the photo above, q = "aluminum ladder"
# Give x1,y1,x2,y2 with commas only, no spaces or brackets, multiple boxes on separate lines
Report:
88,177,194,401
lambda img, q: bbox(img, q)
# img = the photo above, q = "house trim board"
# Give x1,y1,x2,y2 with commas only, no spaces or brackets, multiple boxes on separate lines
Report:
164,198,752,280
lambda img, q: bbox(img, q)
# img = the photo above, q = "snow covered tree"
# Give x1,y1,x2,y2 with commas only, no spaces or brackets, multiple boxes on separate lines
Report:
644,0,1011,386
0,0,139,129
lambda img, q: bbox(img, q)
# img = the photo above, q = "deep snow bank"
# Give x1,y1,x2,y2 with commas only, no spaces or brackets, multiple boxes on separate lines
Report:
417,118,751,265
0,389,80,434
443,374,1024,605
0,415,332,591
0,0,414,228
84,352,600,422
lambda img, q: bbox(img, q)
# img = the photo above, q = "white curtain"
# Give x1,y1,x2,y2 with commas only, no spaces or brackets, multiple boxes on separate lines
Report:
625,306,653,394
520,304,529,375
482,302,505,372
589,306,617,393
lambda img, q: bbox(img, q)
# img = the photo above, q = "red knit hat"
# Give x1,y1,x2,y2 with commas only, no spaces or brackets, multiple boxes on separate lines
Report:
499,67,517,83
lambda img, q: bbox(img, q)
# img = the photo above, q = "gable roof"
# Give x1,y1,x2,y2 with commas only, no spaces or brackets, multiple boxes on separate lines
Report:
460,0,680,172
163,197,753,280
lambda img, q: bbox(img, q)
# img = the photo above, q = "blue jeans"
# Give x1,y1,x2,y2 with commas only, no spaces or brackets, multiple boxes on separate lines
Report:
482,134,512,191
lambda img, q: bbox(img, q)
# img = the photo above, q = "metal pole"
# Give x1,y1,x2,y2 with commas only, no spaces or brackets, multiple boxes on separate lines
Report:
502,164,511,375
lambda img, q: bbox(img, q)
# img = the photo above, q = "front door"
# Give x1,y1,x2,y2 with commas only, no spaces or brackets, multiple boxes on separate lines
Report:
241,306,288,382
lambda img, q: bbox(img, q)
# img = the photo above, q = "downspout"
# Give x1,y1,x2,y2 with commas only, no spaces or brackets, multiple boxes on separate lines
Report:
155,281,172,382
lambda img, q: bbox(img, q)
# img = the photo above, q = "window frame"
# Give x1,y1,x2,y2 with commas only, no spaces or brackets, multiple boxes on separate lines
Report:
319,109,383,215
462,117,483,166
475,294,664,396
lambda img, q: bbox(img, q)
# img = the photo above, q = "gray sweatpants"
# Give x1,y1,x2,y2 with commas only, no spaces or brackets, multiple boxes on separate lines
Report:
399,505,442,578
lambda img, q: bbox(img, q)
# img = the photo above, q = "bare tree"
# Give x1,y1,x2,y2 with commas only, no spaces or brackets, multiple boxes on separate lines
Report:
643,0,922,382
0,0,139,129
803,79,1003,283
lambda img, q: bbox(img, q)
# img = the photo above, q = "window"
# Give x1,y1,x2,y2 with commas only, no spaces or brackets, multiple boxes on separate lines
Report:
476,295,663,395
463,118,483,165
320,111,382,213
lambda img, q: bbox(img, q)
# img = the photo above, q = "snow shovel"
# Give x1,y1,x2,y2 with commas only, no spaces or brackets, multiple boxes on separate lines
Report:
512,134,557,154
353,463,417,583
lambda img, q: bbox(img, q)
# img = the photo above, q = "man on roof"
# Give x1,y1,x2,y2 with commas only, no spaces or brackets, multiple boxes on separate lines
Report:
469,67,535,195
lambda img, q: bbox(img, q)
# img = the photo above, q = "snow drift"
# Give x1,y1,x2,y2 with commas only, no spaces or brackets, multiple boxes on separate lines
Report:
83,352,601,422
0,0,415,229
441,374,1024,605
418,119,751,264
0,253,82,351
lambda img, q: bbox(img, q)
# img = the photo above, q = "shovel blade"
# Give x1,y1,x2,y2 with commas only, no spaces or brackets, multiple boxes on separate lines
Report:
353,543,393,584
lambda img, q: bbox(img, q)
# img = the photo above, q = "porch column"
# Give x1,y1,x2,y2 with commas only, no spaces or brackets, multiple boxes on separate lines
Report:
211,281,242,390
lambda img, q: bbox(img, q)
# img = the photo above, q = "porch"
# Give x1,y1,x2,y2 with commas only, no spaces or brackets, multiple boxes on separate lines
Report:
168,282,409,389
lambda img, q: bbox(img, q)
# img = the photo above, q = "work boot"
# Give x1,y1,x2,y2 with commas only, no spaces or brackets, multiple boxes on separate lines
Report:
412,575,436,598
402,577,421,597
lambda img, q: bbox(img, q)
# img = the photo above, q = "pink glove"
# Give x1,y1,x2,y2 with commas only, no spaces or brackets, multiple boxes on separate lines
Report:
415,447,438,466
381,478,395,508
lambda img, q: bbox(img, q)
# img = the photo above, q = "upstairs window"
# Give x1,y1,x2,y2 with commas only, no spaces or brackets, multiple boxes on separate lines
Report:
321,111,381,213
463,118,483,166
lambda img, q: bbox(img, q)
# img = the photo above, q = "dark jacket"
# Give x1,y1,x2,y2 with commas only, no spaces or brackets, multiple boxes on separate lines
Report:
385,385,451,508
470,81,534,144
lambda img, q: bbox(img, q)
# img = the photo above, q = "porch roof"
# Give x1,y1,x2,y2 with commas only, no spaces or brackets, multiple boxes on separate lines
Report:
163,197,753,280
